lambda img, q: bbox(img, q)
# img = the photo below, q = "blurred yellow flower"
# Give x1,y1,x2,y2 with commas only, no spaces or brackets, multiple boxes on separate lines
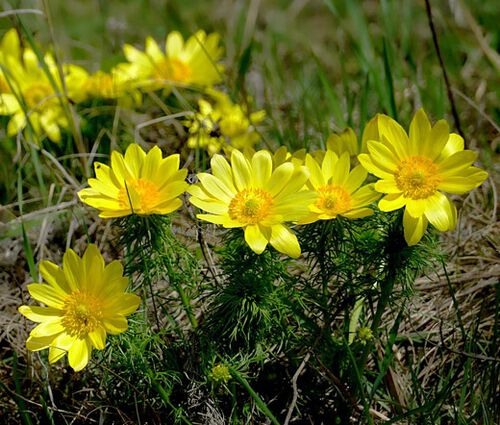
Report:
189,149,316,258
300,151,379,223
327,115,379,157
0,29,84,142
186,90,265,155
66,68,141,106
122,30,224,91
78,144,188,218
358,109,488,245
18,244,140,372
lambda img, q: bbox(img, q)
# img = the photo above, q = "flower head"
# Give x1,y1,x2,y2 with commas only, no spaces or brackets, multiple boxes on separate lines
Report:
66,68,141,106
122,30,224,91
209,364,232,384
78,144,188,218
327,115,379,157
301,151,380,223
18,244,140,371
358,109,488,245
0,29,84,142
185,90,265,155
189,149,316,258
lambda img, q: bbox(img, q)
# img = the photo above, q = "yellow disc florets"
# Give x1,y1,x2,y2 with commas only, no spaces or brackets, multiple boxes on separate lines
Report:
118,178,161,213
154,58,191,83
62,290,103,338
228,188,273,225
24,82,56,110
316,184,352,216
394,156,441,199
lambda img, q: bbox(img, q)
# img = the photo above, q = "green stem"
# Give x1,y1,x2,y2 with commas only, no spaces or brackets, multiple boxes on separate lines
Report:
229,367,280,425
161,250,198,330
358,267,397,373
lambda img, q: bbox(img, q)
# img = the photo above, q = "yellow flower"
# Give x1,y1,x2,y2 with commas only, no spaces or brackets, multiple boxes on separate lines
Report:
358,109,488,245
66,68,141,106
122,30,224,91
186,89,265,155
18,244,140,372
189,149,316,258
327,115,379,157
271,146,307,167
0,30,84,142
300,151,380,223
209,364,232,384
78,144,188,218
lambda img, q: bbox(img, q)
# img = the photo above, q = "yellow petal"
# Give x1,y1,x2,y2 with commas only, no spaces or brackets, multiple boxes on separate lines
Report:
68,338,92,372
377,114,408,159
88,327,107,350
49,345,67,364
408,108,431,156
361,115,380,153
425,119,449,160
266,162,294,196
30,319,64,338
438,168,488,194
27,284,66,308
211,154,236,193
251,150,272,187
39,260,71,293
269,224,301,258
274,166,310,201
342,207,374,219
378,193,406,212
141,146,162,181
124,144,146,177
367,140,399,171
331,152,350,185
357,154,393,180
403,208,428,246
102,316,128,335
374,179,399,194
423,192,452,231
244,224,269,254
26,334,57,352
437,150,477,176
190,197,228,214
305,154,325,189
196,213,241,227
344,165,367,193
321,150,339,182
104,293,141,316
62,248,84,292
166,31,184,58
198,173,233,202
438,133,464,160
0,93,19,115
405,199,427,218
18,305,61,322
145,36,164,62
231,150,252,191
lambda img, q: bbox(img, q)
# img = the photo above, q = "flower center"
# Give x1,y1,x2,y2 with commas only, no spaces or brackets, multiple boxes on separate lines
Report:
228,188,273,225
154,58,192,83
316,185,352,216
118,178,161,214
84,72,117,98
23,82,55,110
394,156,441,199
62,290,103,338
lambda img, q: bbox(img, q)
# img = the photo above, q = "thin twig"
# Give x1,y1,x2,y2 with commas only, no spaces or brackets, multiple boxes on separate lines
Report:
284,352,311,425
424,0,465,140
